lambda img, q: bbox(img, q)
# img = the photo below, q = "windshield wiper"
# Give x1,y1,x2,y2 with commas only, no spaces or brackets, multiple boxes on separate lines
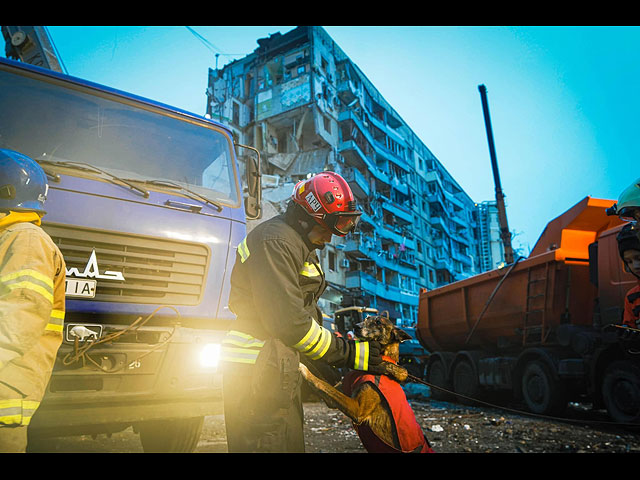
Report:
137,179,223,212
36,159,149,198
40,165,61,183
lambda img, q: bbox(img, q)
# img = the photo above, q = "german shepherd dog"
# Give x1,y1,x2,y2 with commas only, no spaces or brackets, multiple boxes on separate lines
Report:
299,314,434,453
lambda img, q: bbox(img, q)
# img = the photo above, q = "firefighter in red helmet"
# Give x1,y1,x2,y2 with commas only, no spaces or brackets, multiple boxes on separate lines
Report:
221,171,399,453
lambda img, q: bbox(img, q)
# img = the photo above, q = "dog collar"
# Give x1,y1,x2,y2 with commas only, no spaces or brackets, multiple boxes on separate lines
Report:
381,355,397,364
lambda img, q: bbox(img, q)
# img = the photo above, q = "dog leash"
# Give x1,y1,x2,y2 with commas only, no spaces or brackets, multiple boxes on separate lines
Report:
404,373,640,428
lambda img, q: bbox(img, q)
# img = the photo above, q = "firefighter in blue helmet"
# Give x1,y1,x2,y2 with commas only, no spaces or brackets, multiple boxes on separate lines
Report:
0,149,66,452
220,172,402,453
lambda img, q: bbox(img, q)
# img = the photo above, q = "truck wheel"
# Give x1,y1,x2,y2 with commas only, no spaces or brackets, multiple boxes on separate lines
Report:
138,416,204,453
427,358,453,401
602,361,640,424
521,360,567,416
452,360,481,405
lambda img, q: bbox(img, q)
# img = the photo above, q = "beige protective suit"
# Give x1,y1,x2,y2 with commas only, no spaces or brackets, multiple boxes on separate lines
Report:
0,212,65,452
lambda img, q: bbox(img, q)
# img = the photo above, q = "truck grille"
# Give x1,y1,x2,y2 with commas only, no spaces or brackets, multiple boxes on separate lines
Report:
43,223,210,305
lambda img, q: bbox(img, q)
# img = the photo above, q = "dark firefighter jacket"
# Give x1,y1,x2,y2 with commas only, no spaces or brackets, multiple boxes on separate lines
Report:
0,212,65,426
342,369,434,453
222,214,356,368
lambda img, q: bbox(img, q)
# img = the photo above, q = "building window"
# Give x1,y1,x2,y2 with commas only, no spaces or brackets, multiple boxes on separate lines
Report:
232,102,239,125
328,250,336,271
321,55,329,72
323,115,332,134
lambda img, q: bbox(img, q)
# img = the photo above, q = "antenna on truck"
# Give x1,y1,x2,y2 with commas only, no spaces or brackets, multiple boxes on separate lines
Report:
478,84,514,265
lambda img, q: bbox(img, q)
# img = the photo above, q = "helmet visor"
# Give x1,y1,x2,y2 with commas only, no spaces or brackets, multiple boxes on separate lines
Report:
325,211,362,236
618,206,640,223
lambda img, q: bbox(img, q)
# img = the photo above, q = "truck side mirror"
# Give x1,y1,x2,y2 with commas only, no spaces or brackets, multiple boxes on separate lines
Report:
236,143,262,220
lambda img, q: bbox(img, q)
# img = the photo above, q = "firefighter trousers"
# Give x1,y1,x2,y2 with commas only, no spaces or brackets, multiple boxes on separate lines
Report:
222,339,305,453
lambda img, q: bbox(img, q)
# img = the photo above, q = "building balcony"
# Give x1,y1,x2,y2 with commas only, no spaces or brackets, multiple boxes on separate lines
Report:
343,233,378,260
389,175,409,196
429,214,451,236
345,271,418,306
450,212,469,228
434,255,453,271
344,233,417,278
359,209,380,229
346,270,378,293
381,198,413,225
372,139,410,175
451,249,473,266
373,250,418,279
379,224,416,251
444,189,466,211
341,167,370,199
336,78,359,105
338,140,391,187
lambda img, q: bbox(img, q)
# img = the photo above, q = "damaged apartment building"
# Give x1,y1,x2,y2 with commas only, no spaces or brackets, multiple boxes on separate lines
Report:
206,26,488,326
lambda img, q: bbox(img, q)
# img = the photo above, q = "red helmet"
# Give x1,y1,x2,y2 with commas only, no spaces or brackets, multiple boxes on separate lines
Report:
292,171,362,236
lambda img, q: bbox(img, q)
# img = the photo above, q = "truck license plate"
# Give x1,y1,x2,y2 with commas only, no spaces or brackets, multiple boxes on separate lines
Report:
65,278,97,298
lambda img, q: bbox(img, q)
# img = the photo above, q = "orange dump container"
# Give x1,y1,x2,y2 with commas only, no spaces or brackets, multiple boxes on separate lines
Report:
416,197,625,353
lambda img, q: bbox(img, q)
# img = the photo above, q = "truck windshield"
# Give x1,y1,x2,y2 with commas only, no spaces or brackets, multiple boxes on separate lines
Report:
0,65,240,207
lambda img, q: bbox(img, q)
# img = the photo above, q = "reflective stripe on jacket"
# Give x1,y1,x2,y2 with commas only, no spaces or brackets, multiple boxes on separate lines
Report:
221,330,266,365
0,212,65,426
225,214,350,367
0,399,40,426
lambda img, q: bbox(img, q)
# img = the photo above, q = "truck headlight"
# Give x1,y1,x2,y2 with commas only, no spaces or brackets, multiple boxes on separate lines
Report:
199,343,221,368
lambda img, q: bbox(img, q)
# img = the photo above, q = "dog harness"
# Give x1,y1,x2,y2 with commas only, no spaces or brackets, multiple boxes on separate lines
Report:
342,369,434,453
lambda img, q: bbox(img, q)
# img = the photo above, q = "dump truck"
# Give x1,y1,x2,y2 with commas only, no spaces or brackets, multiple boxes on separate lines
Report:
417,196,640,423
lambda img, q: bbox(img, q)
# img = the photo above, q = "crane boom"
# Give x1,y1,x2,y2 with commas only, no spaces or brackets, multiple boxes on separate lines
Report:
478,84,514,264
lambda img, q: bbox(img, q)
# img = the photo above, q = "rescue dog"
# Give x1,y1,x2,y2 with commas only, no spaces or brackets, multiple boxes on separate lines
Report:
299,314,433,453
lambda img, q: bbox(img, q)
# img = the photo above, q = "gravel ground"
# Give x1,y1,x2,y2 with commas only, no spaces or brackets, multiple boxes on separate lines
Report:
31,382,640,454
303,396,640,453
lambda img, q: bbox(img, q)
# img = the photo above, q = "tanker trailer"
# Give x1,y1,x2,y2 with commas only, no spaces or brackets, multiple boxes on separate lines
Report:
417,197,640,422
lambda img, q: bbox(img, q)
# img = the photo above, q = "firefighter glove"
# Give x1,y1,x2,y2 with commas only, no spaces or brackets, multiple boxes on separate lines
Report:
347,339,383,372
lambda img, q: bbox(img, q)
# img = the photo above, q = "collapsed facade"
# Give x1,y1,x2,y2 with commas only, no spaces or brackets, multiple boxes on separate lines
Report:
207,26,501,326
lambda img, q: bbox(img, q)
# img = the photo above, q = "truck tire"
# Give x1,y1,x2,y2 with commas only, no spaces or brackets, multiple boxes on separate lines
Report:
602,361,640,424
138,416,204,453
452,360,481,405
521,360,567,416
427,358,453,401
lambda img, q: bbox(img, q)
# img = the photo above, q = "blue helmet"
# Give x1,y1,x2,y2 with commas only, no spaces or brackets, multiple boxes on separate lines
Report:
0,149,48,214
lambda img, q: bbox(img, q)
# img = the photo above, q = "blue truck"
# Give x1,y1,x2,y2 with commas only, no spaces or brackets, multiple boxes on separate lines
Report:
0,55,261,451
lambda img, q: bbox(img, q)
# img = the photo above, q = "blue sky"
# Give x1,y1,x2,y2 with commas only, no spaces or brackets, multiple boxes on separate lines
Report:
16,26,639,255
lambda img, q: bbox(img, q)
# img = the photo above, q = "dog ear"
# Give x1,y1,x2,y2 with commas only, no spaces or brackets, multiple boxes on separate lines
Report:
393,328,413,343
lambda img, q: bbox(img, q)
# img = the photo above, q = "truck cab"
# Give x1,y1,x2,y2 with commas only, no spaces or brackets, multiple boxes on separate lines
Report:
0,56,261,451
